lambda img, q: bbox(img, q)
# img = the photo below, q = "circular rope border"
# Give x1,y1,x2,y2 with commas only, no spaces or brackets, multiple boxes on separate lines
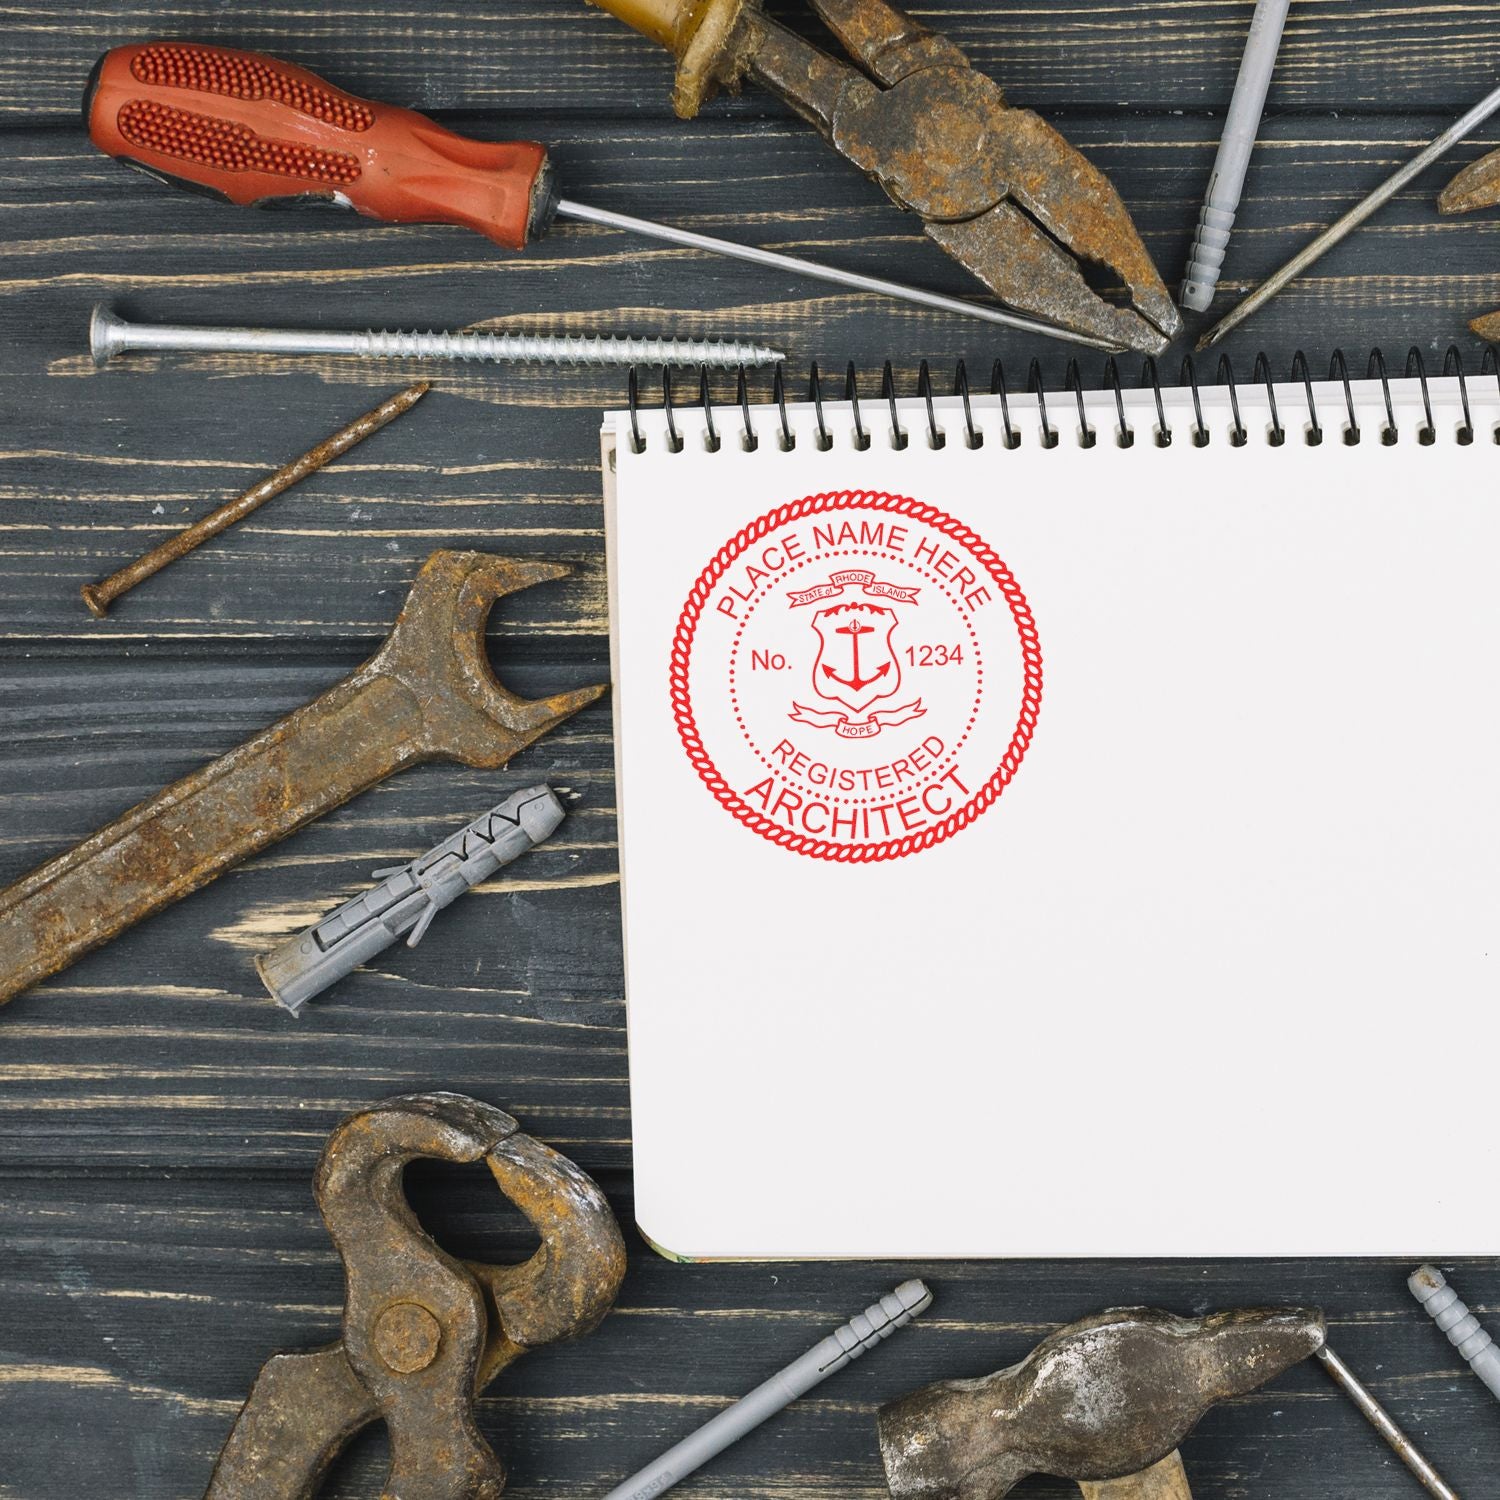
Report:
670,490,1044,862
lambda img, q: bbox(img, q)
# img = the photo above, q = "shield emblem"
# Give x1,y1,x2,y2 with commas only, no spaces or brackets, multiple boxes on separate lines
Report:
810,603,902,715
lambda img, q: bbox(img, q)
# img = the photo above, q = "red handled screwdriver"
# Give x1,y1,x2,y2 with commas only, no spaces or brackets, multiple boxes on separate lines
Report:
84,41,1113,348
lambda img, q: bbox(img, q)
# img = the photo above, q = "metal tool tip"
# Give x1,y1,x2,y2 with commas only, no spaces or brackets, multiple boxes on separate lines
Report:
79,582,110,619
89,303,126,367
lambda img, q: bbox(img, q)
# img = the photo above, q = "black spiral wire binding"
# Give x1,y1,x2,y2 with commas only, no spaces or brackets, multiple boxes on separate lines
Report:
735,366,758,452
1179,356,1209,447
1065,360,1097,448
1290,351,1323,445
916,360,946,448
625,347,1495,452
698,367,720,452
844,362,870,450
1216,356,1248,446
1367,349,1397,445
1142,357,1169,446
808,363,831,450
1328,350,1361,444
1483,347,1500,443
1027,359,1058,448
953,361,981,448
989,360,1019,448
1444,347,1473,444
1253,353,1285,446
771,364,794,451
881,361,909,449
662,369,684,453
1103,357,1133,447
1405,349,1436,445
626,367,645,454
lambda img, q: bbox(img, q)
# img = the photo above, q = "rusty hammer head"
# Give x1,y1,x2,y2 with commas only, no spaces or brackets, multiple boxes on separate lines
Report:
878,1306,1326,1500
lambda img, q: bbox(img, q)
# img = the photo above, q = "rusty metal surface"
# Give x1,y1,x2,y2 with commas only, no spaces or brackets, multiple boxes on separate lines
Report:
1078,1452,1193,1500
0,550,606,1006
80,382,430,618
1439,148,1500,216
1439,149,1500,337
203,1092,627,1500
877,1306,1326,1499
611,0,1180,353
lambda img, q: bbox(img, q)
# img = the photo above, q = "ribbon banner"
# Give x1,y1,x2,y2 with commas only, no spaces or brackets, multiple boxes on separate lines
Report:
787,569,921,608
788,699,927,739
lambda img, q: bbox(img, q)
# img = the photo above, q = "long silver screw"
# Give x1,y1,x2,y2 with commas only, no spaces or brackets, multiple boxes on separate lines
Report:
1411,1264,1500,1404
89,305,783,370
1314,1345,1461,1500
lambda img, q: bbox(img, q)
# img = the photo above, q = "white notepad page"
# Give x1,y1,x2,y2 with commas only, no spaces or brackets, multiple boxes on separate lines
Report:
603,371,1499,1259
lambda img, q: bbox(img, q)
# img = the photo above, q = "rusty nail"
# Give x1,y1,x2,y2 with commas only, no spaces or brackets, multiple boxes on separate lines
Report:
80,381,430,617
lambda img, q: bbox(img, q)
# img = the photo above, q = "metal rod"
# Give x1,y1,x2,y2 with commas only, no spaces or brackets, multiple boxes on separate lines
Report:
1198,79,1500,349
89,305,783,369
556,199,1122,353
1315,1345,1462,1500
80,383,430,618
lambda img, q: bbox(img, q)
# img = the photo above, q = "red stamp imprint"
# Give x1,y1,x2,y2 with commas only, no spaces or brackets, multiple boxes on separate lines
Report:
670,490,1043,861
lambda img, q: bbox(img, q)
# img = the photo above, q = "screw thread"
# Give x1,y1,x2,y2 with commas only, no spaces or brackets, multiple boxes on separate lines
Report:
354,328,777,368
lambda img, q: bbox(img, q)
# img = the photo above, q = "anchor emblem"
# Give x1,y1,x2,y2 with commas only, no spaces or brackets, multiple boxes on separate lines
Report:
823,614,892,695
788,586,926,738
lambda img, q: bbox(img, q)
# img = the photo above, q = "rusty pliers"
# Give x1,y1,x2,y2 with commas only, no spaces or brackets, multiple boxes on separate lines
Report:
1440,148,1500,339
589,0,1181,353
203,1094,627,1500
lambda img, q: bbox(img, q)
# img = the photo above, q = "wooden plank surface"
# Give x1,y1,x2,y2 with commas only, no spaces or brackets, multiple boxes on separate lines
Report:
2,0,1498,1496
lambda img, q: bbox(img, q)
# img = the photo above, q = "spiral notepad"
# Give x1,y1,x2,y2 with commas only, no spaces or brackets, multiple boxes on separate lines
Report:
602,353,1500,1260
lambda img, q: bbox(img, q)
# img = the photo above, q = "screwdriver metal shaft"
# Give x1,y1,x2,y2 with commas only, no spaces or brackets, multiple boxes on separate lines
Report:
555,199,1121,351
1199,79,1500,348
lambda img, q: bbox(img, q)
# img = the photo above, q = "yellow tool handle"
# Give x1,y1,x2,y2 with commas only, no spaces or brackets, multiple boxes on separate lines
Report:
588,0,752,113
590,0,694,49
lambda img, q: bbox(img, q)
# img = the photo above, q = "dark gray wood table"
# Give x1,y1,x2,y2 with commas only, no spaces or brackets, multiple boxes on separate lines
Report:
1,2,1496,1495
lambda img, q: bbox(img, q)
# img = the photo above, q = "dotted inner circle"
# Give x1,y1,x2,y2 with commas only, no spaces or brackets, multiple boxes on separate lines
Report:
727,546,982,803
670,490,1044,863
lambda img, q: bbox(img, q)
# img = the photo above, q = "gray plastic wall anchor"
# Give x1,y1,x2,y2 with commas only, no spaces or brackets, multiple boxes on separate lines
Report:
256,784,565,1015
601,1281,932,1500
1409,1263,1500,1403
1180,0,1292,312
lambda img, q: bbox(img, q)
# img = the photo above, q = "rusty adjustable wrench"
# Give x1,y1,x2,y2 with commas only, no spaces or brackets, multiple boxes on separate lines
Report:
0,552,604,1005
204,1092,627,1498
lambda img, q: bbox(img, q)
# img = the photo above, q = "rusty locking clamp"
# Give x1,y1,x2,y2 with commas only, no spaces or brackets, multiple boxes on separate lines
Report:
204,1093,627,1500
590,0,1181,353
